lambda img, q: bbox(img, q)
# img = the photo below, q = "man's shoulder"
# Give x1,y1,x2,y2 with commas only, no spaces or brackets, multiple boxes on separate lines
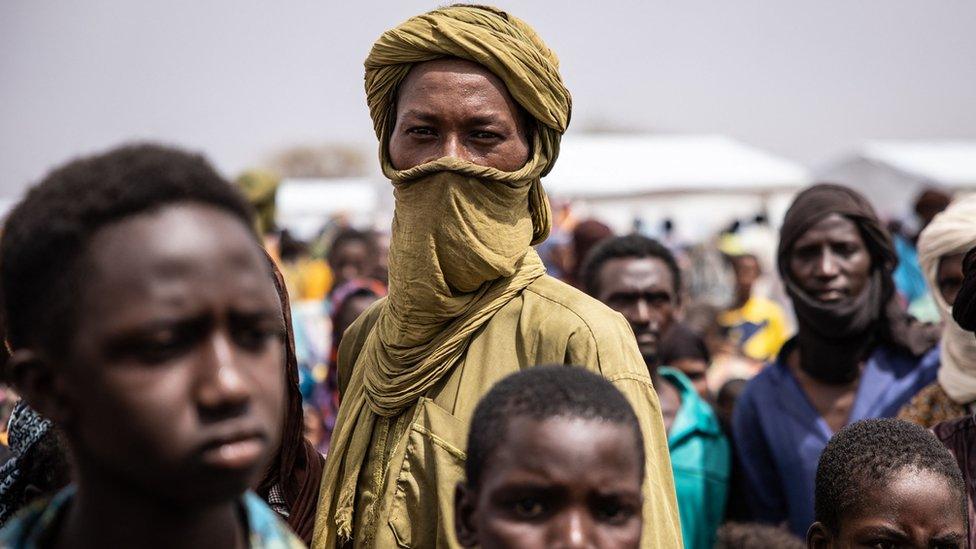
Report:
738,362,786,407
872,342,941,378
0,486,74,548
522,275,630,334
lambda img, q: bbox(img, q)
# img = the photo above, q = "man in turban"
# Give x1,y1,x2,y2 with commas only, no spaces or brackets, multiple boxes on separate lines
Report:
899,195,976,427
313,5,681,548
731,183,939,537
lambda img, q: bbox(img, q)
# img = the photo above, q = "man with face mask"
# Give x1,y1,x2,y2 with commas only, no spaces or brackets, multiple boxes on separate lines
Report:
899,195,976,427
313,6,680,548
731,184,939,537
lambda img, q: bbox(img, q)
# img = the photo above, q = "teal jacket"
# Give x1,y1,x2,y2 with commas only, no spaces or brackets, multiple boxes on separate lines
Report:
661,367,730,549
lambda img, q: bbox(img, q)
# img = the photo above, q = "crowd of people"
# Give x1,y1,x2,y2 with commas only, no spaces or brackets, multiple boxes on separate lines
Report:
0,3,973,549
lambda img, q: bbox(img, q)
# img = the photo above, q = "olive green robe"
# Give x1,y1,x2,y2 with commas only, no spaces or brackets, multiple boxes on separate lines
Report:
330,275,682,548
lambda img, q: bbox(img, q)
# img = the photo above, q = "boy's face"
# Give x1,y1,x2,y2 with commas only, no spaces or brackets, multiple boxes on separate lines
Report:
808,468,966,549
32,204,286,505
455,416,643,549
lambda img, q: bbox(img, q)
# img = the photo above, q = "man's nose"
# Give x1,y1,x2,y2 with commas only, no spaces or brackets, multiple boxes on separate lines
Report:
195,332,250,417
632,299,657,327
442,134,467,162
551,508,595,549
814,249,840,278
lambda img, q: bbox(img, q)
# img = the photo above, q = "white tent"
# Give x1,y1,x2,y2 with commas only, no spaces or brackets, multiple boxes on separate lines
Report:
275,177,388,240
543,134,811,239
816,141,976,222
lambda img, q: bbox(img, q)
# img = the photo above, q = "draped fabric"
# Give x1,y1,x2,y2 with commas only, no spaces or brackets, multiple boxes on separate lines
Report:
918,195,976,404
316,5,573,546
258,256,324,544
953,247,976,330
365,3,572,245
776,183,897,383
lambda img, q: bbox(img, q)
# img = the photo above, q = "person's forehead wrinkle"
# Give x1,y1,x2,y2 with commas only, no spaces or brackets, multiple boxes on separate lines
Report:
397,62,523,121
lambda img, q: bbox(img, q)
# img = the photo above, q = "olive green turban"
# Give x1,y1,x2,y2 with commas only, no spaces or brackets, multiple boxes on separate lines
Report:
315,8,573,545
364,3,572,244
235,169,280,235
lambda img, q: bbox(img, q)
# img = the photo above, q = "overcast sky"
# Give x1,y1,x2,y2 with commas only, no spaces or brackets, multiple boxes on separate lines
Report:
2,1,975,196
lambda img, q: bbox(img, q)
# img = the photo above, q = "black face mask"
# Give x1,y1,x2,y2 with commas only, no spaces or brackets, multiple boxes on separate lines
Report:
787,270,884,384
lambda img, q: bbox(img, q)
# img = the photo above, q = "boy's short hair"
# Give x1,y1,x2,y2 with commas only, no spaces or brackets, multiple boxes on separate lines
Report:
714,522,804,549
465,365,644,489
1,143,255,357
579,234,681,298
815,418,966,534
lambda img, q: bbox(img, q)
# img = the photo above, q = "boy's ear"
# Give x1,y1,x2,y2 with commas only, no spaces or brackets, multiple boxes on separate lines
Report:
454,481,479,547
8,349,73,425
806,521,831,549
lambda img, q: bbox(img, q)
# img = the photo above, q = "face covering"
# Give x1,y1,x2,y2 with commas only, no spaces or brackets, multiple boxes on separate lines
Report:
777,184,896,384
918,195,976,404
317,5,572,544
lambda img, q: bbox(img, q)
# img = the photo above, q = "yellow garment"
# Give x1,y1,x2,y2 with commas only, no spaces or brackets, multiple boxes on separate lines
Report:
282,258,333,301
313,5,679,548
717,295,789,363
319,276,681,548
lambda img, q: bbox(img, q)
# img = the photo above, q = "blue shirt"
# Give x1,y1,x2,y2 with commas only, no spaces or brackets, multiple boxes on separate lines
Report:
661,367,730,549
731,339,939,537
0,487,306,548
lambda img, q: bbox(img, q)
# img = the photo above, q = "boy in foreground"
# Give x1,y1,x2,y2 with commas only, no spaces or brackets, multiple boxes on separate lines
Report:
0,144,304,548
808,418,966,549
454,366,645,549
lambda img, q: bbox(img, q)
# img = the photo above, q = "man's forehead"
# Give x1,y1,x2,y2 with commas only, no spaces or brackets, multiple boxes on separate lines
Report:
398,58,513,104
602,256,673,286
83,206,268,293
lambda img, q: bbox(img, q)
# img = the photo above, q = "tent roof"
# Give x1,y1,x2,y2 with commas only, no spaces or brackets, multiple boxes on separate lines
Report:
543,134,809,199
858,141,976,186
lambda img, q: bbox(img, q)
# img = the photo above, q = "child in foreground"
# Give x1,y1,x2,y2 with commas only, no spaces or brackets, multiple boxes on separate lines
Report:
454,365,645,549
0,144,304,548
808,418,967,549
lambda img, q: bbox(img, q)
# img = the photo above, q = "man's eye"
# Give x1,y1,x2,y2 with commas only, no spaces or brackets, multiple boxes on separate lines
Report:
472,130,501,140
795,247,818,260
595,501,634,525
512,498,546,519
407,127,435,136
871,541,895,549
136,336,188,364
235,327,279,352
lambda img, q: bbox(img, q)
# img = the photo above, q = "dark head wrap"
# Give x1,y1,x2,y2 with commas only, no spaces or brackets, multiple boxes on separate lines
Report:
256,255,324,544
952,246,976,331
777,184,897,383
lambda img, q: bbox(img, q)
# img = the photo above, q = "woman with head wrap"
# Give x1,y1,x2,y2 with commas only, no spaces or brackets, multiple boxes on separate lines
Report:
261,256,325,544
313,5,680,548
899,195,976,427
731,184,939,537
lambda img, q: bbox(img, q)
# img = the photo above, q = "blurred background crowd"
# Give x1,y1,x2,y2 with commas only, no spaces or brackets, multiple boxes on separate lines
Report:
2,2,975,546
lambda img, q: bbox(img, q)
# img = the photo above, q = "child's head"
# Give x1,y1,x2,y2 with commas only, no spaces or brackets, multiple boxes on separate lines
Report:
2,143,286,506
809,418,967,549
715,521,805,549
455,365,645,549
